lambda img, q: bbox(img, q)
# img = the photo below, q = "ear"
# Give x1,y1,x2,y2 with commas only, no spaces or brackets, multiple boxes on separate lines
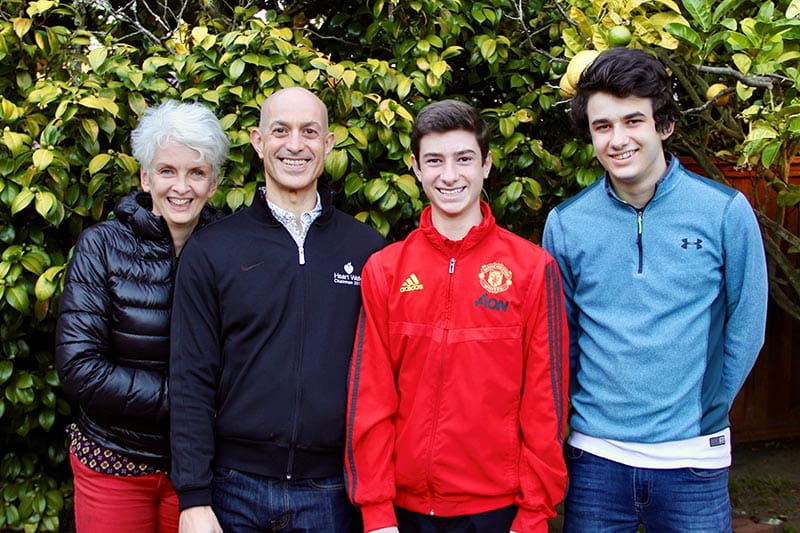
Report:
660,121,676,141
140,167,151,191
482,150,493,178
324,131,335,156
250,128,265,158
410,154,422,181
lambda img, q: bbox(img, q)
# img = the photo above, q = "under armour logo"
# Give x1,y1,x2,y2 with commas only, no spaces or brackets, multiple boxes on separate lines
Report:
681,238,703,249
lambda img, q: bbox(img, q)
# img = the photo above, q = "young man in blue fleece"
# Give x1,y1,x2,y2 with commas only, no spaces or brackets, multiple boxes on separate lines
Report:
543,47,768,532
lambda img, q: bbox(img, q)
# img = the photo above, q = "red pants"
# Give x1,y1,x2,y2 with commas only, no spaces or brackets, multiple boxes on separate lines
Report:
70,452,179,533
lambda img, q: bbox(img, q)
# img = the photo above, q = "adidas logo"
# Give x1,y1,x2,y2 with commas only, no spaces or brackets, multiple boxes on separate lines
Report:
400,273,424,293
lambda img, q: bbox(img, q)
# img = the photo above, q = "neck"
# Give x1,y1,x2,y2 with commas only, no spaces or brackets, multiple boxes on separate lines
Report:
611,180,657,209
169,223,195,256
266,186,318,220
431,208,483,241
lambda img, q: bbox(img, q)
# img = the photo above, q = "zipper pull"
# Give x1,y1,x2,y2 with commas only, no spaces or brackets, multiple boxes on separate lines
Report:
298,245,305,265
449,258,456,274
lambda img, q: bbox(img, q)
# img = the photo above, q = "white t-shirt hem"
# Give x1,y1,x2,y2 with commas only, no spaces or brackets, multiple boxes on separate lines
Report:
568,428,731,469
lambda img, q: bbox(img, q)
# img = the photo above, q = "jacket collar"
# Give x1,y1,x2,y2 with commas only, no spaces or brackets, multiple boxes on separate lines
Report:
603,152,682,207
114,190,221,243
419,200,496,256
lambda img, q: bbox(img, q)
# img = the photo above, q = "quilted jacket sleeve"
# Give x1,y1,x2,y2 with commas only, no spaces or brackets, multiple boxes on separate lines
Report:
55,227,169,422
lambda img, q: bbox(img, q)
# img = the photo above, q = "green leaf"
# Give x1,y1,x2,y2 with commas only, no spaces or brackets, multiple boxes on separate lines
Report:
788,0,800,18
285,64,305,83
6,285,30,313
760,141,780,168
88,153,112,175
777,187,800,207
12,17,32,38
479,38,497,60
32,149,53,170
506,181,523,202
349,126,368,147
324,149,348,181
364,178,390,203
713,0,748,24
2,131,28,157
38,410,55,431
11,188,34,215
0,360,12,384
117,153,139,176
44,490,63,512
664,23,703,49
732,53,752,73
499,117,515,138
394,174,419,199
87,46,107,72
229,59,245,81
81,119,100,143
682,0,712,32
344,174,364,197
20,251,47,275
226,188,244,211
34,191,56,219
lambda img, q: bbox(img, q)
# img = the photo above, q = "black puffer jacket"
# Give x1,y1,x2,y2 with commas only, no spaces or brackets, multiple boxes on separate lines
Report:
55,191,221,470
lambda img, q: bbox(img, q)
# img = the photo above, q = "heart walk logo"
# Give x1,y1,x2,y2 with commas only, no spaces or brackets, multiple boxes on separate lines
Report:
333,262,361,286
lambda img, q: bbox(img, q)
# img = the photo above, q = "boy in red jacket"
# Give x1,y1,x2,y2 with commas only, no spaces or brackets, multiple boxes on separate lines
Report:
345,100,569,533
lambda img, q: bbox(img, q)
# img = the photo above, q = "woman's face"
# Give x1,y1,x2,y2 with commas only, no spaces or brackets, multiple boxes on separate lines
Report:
140,142,217,235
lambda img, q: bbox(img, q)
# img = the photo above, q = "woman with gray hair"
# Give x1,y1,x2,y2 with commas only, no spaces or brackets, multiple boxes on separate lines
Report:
55,100,229,533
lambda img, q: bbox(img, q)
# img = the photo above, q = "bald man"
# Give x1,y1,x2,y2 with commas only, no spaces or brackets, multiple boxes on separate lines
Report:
170,88,385,533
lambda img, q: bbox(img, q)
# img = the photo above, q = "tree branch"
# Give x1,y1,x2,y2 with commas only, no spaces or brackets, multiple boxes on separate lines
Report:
694,65,781,89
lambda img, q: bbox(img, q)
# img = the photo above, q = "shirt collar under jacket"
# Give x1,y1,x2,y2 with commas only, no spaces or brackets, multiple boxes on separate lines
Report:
260,185,322,247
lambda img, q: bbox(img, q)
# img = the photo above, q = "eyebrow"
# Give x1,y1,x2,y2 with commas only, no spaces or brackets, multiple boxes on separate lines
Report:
591,111,647,126
268,120,323,130
422,148,478,159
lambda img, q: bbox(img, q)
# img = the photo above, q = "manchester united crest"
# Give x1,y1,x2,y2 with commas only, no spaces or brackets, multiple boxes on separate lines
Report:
478,262,513,294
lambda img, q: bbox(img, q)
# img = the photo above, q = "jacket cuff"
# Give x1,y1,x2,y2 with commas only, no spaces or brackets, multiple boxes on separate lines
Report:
360,501,397,532
511,508,549,533
176,487,212,511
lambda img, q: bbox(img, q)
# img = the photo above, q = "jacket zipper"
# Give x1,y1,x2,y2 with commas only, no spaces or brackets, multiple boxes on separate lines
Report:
426,257,457,515
287,235,309,478
636,208,644,274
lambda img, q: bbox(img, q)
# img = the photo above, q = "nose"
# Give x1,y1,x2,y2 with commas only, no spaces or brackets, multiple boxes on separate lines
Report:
286,130,304,152
441,159,458,183
171,173,193,192
610,125,629,148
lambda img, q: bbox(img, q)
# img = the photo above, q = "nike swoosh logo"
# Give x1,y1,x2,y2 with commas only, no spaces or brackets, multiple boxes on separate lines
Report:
240,261,265,272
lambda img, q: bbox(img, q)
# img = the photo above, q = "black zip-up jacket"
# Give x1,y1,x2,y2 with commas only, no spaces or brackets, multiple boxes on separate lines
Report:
169,187,385,509
55,191,220,470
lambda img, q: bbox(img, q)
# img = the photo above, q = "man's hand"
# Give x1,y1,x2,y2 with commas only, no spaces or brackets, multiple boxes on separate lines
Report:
179,506,223,533
368,528,399,533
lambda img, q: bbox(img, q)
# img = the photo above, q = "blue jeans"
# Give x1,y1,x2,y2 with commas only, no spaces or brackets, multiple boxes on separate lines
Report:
564,445,732,533
211,467,360,532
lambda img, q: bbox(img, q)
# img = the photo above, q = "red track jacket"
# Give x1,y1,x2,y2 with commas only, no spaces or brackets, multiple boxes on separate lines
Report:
346,202,569,533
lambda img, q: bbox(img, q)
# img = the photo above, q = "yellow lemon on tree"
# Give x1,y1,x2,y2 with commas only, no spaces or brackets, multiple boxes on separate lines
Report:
559,75,576,99
566,50,600,88
706,83,730,106
608,25,632,47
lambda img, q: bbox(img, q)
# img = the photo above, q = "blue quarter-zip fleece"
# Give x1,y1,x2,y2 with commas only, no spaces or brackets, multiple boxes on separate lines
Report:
543,155,768,443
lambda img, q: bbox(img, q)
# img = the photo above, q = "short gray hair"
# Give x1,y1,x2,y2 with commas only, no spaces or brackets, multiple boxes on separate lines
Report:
131,100,230,182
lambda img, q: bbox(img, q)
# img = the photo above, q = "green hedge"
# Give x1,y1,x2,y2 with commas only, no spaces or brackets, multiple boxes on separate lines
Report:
0,2,594,529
